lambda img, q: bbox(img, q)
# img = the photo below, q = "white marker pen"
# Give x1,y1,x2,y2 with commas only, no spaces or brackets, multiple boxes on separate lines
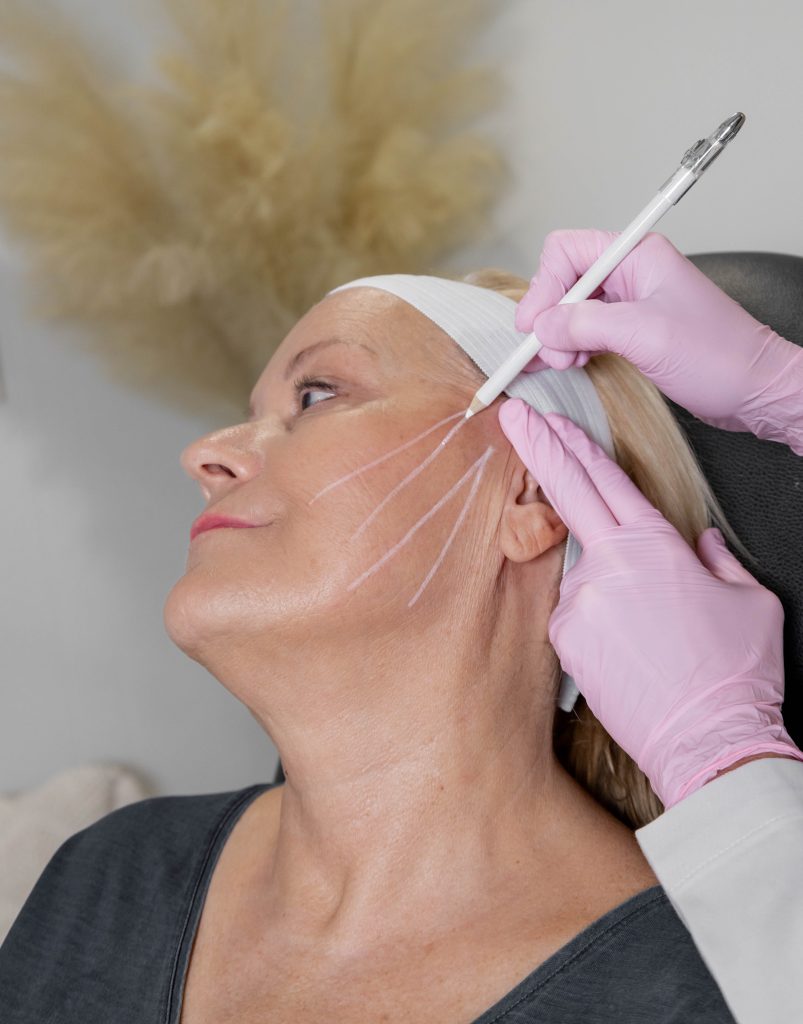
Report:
463,111,746,420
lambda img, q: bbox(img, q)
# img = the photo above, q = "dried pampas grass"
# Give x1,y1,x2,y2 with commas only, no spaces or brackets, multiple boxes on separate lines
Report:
0,0,509,419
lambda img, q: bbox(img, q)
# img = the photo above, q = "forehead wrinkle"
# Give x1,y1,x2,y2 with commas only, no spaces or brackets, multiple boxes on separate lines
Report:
324,287,470,381
349,293,473,392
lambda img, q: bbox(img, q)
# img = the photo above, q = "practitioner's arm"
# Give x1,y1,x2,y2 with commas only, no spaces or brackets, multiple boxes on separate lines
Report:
635,755,803,1024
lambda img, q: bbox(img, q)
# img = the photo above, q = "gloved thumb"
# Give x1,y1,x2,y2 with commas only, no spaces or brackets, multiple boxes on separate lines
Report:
530,299,639,369
695,527,757,586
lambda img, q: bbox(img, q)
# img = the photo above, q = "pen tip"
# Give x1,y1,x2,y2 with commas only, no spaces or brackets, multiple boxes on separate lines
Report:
465,396,485,420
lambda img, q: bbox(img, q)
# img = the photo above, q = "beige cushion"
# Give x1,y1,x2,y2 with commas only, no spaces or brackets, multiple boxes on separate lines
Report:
0,761,151,944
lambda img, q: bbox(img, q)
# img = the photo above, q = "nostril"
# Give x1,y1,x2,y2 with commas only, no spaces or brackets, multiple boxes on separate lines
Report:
203,463,236,478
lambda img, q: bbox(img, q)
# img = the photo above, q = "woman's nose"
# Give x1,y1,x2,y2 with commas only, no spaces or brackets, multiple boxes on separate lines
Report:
180,427,262,499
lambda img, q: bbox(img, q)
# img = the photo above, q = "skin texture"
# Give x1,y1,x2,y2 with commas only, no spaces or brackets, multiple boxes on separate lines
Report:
164,287,658,988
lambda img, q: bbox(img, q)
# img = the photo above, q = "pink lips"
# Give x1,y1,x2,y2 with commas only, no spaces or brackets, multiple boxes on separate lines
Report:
190,514,261,542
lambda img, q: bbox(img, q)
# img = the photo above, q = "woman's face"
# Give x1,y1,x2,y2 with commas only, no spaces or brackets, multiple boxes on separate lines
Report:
164,287,565,674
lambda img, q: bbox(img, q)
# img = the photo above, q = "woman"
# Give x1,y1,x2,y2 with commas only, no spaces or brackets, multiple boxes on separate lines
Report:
0,259,747,1022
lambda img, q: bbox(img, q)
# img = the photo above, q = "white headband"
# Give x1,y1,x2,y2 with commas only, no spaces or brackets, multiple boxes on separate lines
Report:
327,273,616,714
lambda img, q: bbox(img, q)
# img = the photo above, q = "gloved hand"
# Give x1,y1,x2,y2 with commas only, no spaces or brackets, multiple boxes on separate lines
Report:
515,229,803,453
497,398,803,809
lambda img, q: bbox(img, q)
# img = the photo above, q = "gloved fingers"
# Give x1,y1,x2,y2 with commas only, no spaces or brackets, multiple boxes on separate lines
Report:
521,351,554,373
514,227,627,334
522,348,586,373
531,346,577,371
695,528,753,585
530,299,642,362
497,399,618,542
543,412,657,527
515,263,569,333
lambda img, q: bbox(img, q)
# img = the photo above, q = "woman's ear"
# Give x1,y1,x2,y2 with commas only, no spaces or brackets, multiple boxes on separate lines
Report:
499,463,569,564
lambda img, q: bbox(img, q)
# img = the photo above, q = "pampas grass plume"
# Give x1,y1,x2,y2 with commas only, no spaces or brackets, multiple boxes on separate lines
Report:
0,0,509,418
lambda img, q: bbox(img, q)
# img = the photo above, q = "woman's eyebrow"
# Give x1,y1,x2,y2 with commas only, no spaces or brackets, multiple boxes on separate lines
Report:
247,338,378,419
282,337,377,380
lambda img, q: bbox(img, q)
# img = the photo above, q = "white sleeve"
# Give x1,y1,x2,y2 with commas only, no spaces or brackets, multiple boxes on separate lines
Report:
635,757,803,1024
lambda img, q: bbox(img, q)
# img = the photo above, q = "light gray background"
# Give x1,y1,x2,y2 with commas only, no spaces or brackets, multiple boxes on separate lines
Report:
2,0,801,798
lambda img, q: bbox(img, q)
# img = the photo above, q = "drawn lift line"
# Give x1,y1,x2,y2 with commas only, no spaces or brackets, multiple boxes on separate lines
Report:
307,409,496,607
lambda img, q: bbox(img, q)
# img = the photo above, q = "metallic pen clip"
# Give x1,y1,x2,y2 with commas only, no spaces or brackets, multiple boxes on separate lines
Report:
659,112,746,191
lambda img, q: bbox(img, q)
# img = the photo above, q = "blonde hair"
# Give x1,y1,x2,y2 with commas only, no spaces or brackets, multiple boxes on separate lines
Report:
450,267,753,830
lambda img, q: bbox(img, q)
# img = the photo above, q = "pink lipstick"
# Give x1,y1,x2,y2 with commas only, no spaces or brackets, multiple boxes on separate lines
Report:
190,514,260,542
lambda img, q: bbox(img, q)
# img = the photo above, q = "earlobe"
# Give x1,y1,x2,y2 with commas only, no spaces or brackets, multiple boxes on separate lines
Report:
499,466,569,564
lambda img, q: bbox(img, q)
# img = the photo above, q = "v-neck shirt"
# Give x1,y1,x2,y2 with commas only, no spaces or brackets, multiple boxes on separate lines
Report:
0,781,737,1022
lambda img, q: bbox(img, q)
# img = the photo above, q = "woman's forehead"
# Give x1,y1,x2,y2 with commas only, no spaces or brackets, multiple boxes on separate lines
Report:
251,285,478,412
278,287,453,370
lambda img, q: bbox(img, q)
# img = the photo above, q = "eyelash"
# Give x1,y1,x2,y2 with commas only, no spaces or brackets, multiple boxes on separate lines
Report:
293,373,338,412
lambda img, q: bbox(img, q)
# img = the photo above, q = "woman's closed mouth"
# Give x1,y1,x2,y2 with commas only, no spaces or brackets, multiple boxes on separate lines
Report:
190,514,262,542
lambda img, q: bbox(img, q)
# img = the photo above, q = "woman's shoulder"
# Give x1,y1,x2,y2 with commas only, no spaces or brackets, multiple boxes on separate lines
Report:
528,884,736,1021
20,781,273,895
0,780,275,1022
66,781,272,854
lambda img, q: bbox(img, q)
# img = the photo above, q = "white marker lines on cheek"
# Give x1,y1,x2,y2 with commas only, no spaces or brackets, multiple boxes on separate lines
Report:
407,445,495,608
307,410,465,507
351,413,471,541
346,445,496,596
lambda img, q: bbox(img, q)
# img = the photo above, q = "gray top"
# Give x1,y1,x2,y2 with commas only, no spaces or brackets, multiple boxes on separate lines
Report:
0,781,737,1022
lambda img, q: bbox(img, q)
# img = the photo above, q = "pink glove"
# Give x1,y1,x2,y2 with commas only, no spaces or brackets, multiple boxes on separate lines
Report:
515,229,803,456
497,398,803,809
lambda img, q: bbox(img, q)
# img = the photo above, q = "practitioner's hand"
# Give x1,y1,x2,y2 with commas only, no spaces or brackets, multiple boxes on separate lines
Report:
515,229,803,450
497,397,803,809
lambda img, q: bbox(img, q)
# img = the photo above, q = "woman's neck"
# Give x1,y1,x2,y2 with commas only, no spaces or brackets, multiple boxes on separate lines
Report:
206,587,653,954
242,692,642,955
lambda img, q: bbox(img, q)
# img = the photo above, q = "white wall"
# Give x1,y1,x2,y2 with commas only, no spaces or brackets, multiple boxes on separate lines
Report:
2,0,801,798
0,252,278,799
448,0,803,276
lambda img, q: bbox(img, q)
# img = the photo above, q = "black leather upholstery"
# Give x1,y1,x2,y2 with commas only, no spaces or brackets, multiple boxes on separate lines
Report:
272,251,803,786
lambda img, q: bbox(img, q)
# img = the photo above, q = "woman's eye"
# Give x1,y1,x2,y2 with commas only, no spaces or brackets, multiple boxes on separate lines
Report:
294,375,338,412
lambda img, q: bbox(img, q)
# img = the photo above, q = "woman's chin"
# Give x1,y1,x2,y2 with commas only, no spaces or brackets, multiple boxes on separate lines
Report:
162,579,208,658
161,570,311,659
160,575,258,659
